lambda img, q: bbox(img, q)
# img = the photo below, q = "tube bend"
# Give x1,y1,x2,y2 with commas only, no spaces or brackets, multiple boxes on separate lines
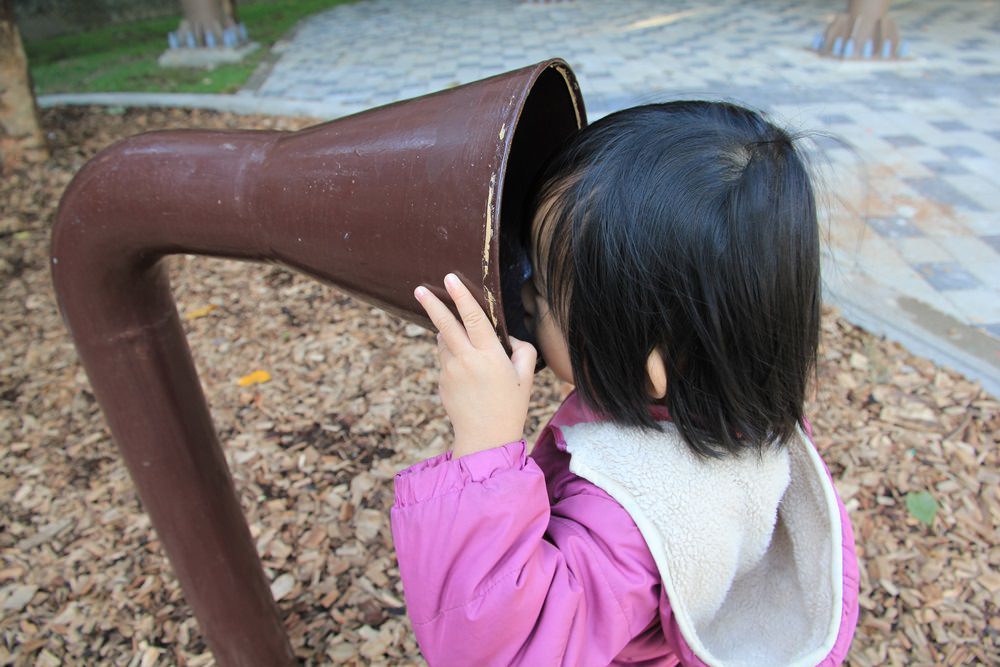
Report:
50,127,296,667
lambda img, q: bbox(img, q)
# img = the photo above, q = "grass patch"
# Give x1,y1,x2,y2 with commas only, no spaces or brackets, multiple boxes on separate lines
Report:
26,0,356,95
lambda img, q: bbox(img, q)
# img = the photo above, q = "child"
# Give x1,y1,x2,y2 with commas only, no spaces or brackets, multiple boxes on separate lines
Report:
393,101,860,667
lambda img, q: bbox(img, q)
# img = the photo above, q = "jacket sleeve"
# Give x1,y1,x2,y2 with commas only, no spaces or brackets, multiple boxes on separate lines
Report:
390,439,661,667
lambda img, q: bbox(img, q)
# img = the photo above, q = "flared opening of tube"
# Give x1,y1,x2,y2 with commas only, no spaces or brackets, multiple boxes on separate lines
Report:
498,64,586,373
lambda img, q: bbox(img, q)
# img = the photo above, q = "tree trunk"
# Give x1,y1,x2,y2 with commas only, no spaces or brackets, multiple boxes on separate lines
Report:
816,0,903,59
172,0,244,49
0,0,47,169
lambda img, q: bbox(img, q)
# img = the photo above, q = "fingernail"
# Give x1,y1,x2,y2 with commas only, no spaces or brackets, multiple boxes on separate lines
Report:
445,273,458,287
415,286,427,299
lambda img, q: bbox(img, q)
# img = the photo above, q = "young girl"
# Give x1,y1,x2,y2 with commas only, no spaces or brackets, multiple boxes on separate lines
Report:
393,101,859,667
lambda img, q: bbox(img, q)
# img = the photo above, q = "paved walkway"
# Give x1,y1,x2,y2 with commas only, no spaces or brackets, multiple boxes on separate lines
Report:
246,0,1000,394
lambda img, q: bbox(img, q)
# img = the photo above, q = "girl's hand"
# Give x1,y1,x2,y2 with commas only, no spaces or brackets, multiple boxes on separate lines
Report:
414,273,537,459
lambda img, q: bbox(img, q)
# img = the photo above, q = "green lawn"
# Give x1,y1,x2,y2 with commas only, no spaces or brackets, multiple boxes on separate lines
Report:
26,0,356,95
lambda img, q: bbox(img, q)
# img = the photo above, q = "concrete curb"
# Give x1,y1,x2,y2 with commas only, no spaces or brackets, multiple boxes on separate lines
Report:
38,92,347,119
822,263,1000,398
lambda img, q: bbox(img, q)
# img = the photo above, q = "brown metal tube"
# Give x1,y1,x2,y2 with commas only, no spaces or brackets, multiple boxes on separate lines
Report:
51,59,585,664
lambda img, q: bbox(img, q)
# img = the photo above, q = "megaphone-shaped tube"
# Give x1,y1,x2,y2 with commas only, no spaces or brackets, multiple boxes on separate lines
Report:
50,60,586,664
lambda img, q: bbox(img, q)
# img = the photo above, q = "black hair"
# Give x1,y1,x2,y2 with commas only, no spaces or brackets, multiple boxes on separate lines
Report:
523,100,821,459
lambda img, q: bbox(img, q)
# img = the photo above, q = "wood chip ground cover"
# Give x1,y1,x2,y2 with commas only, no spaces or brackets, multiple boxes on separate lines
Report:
1,108,997,666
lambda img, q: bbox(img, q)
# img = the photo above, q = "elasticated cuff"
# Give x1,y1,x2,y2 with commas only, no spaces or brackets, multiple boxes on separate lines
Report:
393,439,528,508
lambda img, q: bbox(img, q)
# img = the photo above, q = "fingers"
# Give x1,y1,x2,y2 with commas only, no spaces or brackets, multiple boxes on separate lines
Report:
508,335,538,383
414,280,472,354
414,273,501,353
442,273,501,352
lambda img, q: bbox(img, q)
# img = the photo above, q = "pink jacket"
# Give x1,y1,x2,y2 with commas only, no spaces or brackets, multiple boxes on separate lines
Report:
390,389,860,666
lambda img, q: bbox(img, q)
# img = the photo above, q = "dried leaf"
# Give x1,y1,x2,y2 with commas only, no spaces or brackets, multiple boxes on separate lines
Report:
269,573,296,602
184,304,217,320
237,369,271,387
0,585,38,611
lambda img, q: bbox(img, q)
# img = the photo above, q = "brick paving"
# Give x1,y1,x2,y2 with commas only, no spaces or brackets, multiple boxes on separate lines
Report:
248,0,1000,392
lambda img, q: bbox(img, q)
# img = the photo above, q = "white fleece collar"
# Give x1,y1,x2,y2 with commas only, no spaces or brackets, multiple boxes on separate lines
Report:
558,420,843,667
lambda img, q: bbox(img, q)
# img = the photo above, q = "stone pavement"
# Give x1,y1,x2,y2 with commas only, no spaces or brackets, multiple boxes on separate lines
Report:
246,0,1000,394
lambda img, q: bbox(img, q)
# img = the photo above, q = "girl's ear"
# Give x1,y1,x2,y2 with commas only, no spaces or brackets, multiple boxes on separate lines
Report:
646,347,667,400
